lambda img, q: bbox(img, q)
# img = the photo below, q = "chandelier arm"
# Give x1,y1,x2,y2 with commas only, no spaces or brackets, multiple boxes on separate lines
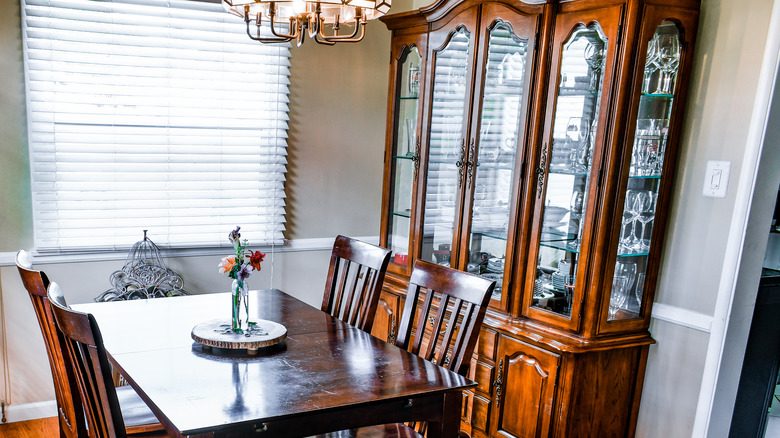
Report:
313,32,337,45
244,13,292,43
267,3,300,40
316,19,366,42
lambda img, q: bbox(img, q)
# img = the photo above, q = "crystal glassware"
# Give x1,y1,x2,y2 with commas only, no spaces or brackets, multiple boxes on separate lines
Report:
635,272,645,306
631,191,654,252
584,42,605,93
642,35,660,93
609,275,629,320
619,190,639,253
569,189,585,250
655,34,680,94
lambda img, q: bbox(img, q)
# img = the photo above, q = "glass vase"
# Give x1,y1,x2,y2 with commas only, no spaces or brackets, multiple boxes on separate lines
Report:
231,279,249,333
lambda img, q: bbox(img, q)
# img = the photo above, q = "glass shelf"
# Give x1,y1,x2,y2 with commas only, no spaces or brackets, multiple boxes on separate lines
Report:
628,174,661,180
540,231,580,254
473,229,508,241
392,154,417,160
617,250,649,258
641,92,674,99
549,169,590,178
559,87,599,97
398,96,420,101
391,210,412,218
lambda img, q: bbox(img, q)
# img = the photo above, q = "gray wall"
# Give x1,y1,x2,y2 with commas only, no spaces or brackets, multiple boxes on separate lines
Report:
0,0,778,436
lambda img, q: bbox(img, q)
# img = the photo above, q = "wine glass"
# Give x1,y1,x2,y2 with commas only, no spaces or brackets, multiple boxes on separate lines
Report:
609,275,629,320
569,189,585,250
642,35,660,93
564,274,576,315
635,272,645,306
619,191,639,253
655,34,680,94
615,260,637,295
634,191,657,252
627,191,650,251
584,42,605,93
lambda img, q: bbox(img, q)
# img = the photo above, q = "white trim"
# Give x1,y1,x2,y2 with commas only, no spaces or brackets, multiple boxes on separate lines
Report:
650,302,712,333
2,400,57,423
0,236,381,267
692,1,780,436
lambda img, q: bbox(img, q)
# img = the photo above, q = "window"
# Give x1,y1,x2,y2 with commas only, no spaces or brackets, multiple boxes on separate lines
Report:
21,0,290,252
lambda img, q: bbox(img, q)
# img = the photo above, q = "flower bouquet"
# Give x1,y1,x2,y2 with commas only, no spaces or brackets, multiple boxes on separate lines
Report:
219,226,265,333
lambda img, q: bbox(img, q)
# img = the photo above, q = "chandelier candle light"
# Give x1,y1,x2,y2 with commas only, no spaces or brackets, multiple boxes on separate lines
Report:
222,0,391,46
219,226,266,333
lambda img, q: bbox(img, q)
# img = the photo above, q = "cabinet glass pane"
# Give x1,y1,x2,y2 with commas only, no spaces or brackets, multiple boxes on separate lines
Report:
422,29,471,267
468,22,528,300
388,47,422,266
533,24,607,317
609,22,680,321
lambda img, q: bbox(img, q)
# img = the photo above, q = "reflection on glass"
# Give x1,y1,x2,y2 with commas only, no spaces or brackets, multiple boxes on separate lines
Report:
422,28,471,267
388,46,422,266
533,24,607,318
467,21,528,301
610,21,681,321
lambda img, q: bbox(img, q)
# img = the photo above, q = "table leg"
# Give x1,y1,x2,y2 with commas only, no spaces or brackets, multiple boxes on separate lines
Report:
427,391,462,438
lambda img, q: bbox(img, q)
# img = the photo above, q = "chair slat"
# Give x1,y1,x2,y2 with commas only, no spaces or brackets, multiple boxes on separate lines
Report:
321,236,392,333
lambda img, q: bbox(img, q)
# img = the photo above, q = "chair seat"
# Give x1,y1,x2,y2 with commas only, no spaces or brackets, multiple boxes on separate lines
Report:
312,423,422,438
116,385,165,433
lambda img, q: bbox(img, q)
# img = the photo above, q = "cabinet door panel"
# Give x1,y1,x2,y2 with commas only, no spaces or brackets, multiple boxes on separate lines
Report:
462,2,543,312
597,5,699,334
382,32,428,277
491,337,560,438
419,6,479,270
523,4,624,331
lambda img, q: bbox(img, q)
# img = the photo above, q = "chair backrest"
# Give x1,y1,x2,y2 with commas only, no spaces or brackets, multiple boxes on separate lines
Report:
16,250,87,438
321,235,392,332
48,282,127,438
396,259,495,376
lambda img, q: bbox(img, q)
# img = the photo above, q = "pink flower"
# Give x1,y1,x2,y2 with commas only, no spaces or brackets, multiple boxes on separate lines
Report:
218,256,237,275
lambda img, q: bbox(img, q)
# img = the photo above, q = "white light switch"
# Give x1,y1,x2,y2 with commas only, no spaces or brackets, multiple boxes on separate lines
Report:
703,160,731,198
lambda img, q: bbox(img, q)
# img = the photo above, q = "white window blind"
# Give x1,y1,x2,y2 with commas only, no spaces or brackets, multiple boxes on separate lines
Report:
21,0,290,252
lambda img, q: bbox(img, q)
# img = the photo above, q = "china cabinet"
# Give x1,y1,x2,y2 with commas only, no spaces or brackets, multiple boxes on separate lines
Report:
378,0,699,436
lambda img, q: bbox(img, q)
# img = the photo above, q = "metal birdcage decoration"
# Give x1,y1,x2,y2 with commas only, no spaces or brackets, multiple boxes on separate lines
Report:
95,231,190,302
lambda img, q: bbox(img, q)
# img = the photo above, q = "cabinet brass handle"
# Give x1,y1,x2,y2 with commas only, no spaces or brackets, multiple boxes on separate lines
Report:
412,136,421,181
456,139,467,188
536,143,548,199
466,138,476,188
494,358,504,407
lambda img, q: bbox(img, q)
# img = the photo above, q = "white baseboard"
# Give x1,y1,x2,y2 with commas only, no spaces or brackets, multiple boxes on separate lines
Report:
2,400,57,423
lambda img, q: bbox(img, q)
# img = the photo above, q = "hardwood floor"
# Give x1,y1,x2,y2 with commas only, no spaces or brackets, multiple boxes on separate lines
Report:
0,417,58,438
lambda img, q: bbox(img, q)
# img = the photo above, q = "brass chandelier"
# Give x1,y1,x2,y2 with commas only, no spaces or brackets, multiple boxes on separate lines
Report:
223,0,392,46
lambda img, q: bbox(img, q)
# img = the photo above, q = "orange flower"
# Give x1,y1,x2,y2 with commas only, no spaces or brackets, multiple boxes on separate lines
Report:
218,256,238,275
249,250,265,271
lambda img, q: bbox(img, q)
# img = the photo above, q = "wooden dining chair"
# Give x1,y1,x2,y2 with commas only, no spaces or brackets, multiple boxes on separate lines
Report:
317,259,495,438
16,251,164,437
321,236,392,332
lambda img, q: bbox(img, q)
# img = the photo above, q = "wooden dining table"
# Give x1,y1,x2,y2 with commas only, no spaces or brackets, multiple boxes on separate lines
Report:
73,289,473,437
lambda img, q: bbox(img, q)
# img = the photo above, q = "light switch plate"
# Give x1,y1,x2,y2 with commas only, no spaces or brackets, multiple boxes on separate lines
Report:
703,160,731,198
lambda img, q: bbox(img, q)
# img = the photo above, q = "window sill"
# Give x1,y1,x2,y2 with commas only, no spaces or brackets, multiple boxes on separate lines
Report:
0,237,378,267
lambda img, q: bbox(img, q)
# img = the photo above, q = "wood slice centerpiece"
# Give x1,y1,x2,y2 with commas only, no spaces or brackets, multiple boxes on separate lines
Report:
191,318,287,355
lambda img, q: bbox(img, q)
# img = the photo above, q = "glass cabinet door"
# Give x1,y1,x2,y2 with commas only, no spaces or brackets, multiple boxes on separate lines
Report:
386,45,423,271
607,21,682,322
421,26,473,268
531,23,608,320
464,8,538,307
